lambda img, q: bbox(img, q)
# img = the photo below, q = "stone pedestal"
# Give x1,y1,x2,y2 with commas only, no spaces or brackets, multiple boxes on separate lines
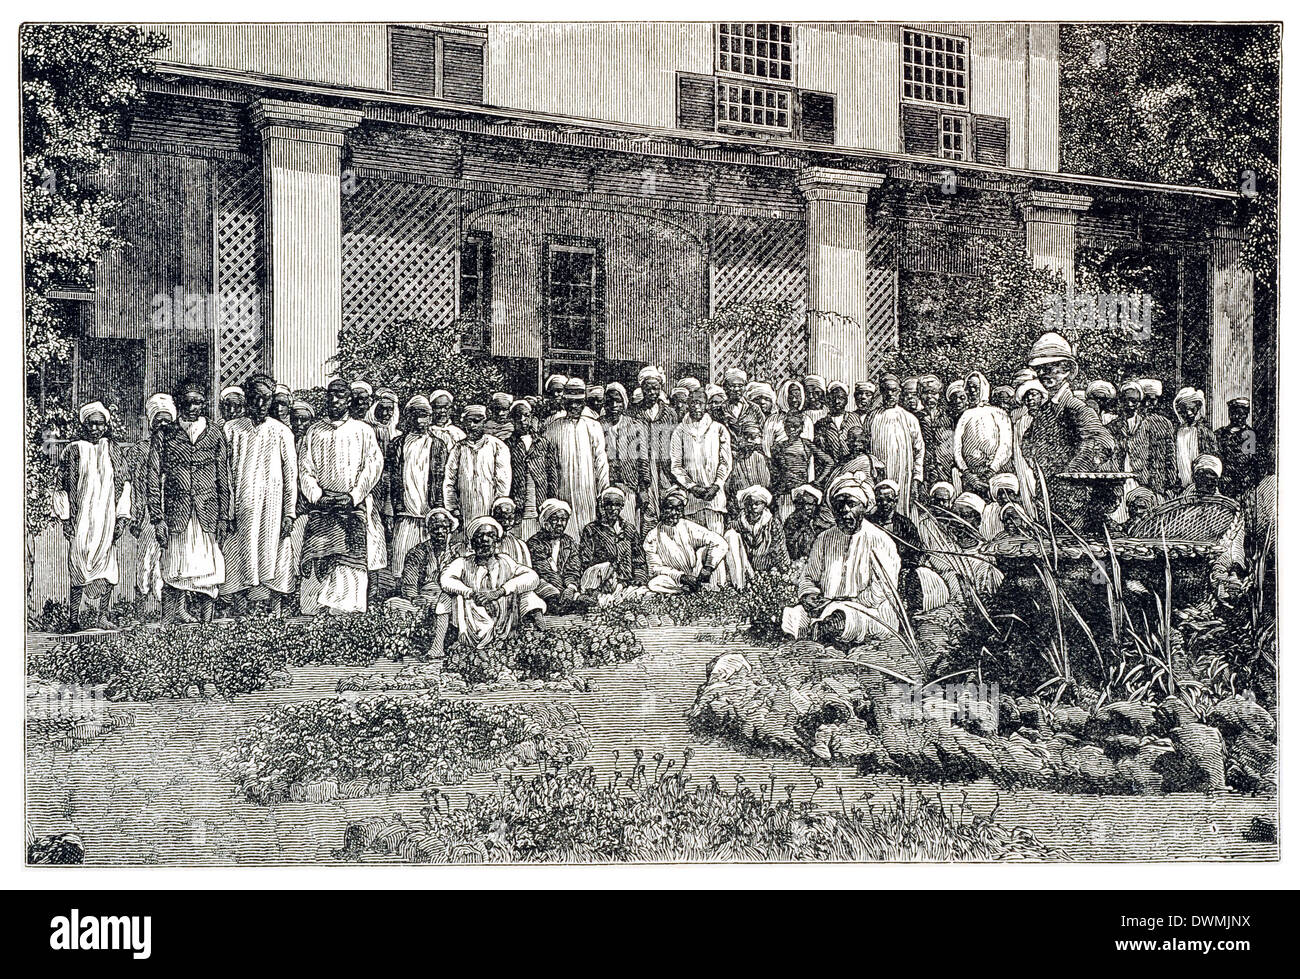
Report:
250,98,363,390
797,167,890,383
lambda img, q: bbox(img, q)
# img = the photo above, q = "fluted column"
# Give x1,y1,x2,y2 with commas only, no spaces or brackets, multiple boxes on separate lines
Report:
1020,191,1092,291
1209,223,1255,428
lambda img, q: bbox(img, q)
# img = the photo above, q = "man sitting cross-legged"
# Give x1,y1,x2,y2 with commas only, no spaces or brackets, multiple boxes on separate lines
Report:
385,508,464,657
526,498,587,613
440,516,546,648
575,486,650,598
643,488,745,594
781,474,902,645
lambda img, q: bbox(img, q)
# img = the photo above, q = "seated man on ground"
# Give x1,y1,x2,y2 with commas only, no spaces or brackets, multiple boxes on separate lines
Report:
726,485,791,588
644,488,743,594
784,483,832,562
575,486,650,597
979,473,1021,541
439,516,546,648
781,475,902,645
386,507,464,656
872,478,948,614
491,496,532,567
526,498,587,613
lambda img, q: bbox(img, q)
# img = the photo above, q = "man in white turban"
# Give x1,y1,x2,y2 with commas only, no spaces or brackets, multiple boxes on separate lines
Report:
869,374,925,518
644,488,741,593
781,474,901,644
1173,387,1218,489
953,370,1012,496
440,515,545,647
54,402,132,630
443,403,512,529
428,390,466,451
635,364,678,517
527,498,583,611
670,386,733,534
218,386,245,427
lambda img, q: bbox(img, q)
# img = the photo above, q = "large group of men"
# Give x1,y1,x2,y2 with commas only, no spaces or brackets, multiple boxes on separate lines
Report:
54,328,1265,649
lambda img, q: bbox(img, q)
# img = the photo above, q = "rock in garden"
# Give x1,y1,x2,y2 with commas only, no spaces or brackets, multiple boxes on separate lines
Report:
1155,696,1197,732
1051,705,1090,734
27,832,84,865
1091,701,1157,737
706,652,753,684
1165,723,1227,793
1207,695,1275,740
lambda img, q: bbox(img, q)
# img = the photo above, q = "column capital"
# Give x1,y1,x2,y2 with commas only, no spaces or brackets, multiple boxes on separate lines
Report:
249,98,364,143
1020,190,1093,222
798,167,887,204
1212,222,1250,242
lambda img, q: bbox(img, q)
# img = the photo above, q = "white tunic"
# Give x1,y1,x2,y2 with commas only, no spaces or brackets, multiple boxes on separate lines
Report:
222,417,297,594
669,416,733,521
954,405,1013,477
870,406,925,516
298,416,386,573
545,413,610,537
54,439,130,588
443,434,512,528
783,520,902,643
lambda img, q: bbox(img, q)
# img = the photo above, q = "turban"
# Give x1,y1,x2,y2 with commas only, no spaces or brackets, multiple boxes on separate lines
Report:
723,367,748,384
365,398,399,433
946,380,965,400
427,507,459,534
1228,396,1250,409
827,474,873,507
991,385,1016,402
662,488,690,508
600,486,626,504
678,376,702,393
954,492,987,517
705,384,725,400
1086,380,1117,400
1120,379,1144,397
1000,501,1030,522
491,496,517,512
1013,367,1038,385
875,478,900,495
1193,454,1223,477
78,401,110,424
670,386,689,400
605,382,629,406
405,395,432,414
901,377,919,392
350,381,373,396
989,473,1020,496
828,380,850,395
777,379,805,412
490,392,513,408
804,374,827,392
563,378,588,398
431,390,453,406
638,364,665,385
462,404,488,420
538,498,572,525
325,377,347,389
588,385,606,401
144,394,176,429
544,374,568,392
930,481,955,501
466,516,503,540
274,383,291,396
748,382,775,404
291,400,316,417
1174,386,1204,408
510,399,532,415
375,387,397,402
1016,379,1048,403
1126,486,1157,507
737,485,773,508
918,375,940,391
220,386,245,401
1140,379,1163,398
791,483,823,504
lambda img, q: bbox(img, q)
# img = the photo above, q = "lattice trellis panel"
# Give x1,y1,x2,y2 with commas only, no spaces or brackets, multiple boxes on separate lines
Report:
861,222,900,373
342,179,459,339
709,215,807,378
214,161,266,391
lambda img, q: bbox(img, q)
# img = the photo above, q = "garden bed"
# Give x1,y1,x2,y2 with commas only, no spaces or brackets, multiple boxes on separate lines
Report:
334,748,1067,863
219,695,591,804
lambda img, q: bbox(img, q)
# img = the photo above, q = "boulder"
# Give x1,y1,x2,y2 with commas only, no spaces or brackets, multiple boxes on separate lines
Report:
1052,705,1091,734
1207,695,1275,740
1223,731,1277,794
706,652,753,684
1091,701,1157,737
1155,696,1197,732
1165,723,1227,793
1015,697,1048,729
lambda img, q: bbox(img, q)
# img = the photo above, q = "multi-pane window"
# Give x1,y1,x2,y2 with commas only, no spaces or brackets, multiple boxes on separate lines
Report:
901,29,968,107
716,23,793,81
940,112,968,160
546,244,599,354
458,233,492,349
717,81,791,132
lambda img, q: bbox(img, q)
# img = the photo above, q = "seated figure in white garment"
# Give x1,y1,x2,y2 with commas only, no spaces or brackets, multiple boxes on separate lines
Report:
643,488,746,594
439,516,546,648
781,474,902,644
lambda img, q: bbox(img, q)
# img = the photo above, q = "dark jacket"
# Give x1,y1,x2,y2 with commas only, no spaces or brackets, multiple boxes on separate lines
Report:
771,437,814,497
506,432,560,511
812,413,863,481
1214,423,1258,497
526,531,581,593
147,420,233,537
387,432,448,517
1108,412,1178,499
576,519,649,586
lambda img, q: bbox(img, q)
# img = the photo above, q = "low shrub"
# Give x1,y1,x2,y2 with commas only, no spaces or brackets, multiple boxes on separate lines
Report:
442,610,646,685
220,695,591,804
336,749,1067,863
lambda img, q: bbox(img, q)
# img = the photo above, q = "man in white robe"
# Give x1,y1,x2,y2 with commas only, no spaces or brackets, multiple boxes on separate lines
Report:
669,387,733,534
869,374,925,518
782,475,902,644
643,489,744,593
54,402,132,630
953,370,1013,497
220,376,298,615
297,379,386,614
428,389,466,453
440,516,546,648
544,378,610,538
443,403,511,529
